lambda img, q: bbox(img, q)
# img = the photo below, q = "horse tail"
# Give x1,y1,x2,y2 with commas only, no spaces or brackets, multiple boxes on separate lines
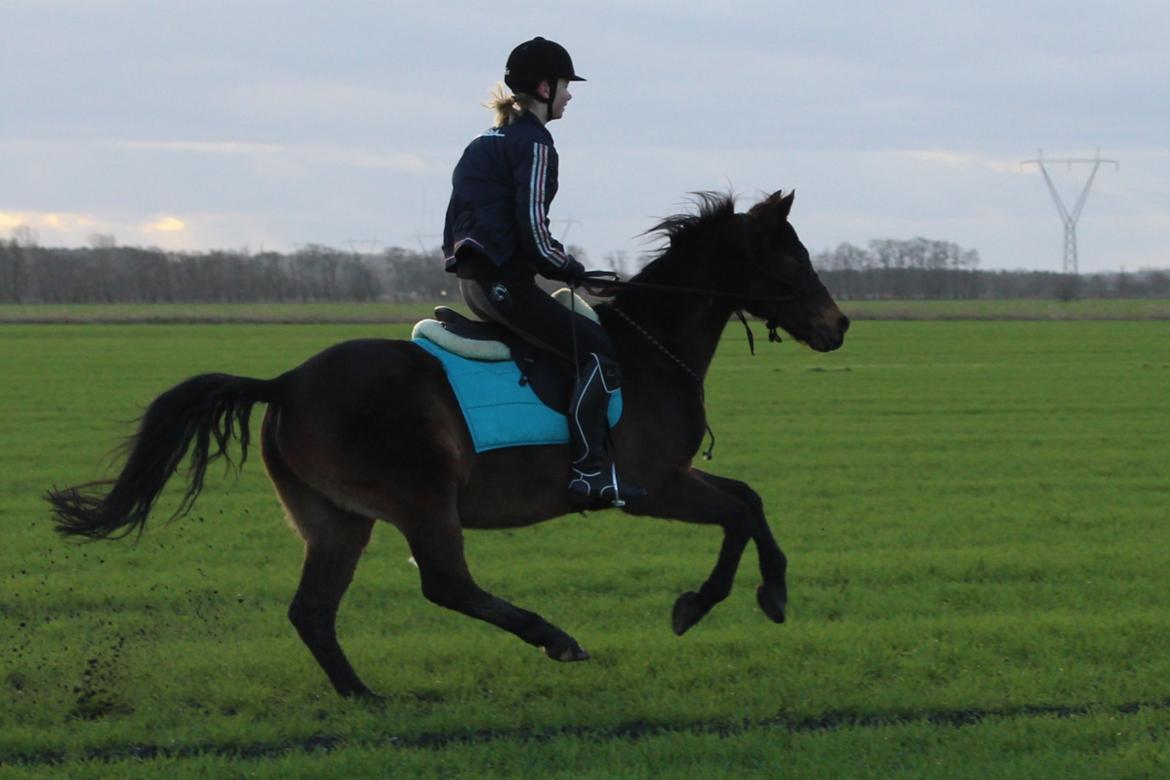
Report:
47,372,284,541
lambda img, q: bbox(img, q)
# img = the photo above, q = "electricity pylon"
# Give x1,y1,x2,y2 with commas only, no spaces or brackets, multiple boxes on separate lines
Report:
1020,149,1118,274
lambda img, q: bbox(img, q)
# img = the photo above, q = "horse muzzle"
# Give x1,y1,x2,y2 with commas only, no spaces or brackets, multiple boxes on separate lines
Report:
808,312,850,352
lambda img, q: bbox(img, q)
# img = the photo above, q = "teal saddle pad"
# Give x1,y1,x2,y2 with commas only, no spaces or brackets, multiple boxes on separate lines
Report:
413,337,623,453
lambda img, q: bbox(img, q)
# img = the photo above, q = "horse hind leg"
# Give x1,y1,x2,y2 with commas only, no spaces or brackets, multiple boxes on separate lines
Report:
288,514,375,697
404,503,590,662
263,428,376,697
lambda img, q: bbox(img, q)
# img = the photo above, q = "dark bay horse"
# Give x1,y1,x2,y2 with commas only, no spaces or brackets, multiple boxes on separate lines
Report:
48,190,849,698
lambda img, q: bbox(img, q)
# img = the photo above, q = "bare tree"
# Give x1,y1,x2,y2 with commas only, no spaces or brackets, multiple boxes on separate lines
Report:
10,225,38,248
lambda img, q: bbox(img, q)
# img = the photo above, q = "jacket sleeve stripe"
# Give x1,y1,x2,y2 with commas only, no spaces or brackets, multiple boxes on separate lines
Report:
529,142,568,268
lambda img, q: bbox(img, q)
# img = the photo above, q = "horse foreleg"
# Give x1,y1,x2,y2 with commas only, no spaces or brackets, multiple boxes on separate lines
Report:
406,513,590,662
692,471,787,624
625,469,758,635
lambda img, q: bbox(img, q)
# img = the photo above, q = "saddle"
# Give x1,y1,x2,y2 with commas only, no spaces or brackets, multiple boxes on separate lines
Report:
411,288,598,415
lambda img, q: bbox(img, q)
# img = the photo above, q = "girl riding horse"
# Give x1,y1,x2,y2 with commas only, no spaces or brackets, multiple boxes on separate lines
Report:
443,37,644,507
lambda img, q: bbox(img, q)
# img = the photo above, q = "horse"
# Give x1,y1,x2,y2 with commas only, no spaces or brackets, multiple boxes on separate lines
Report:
47,190,849,698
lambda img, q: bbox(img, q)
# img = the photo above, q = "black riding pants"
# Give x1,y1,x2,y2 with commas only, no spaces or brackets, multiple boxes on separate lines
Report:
456,264,615,368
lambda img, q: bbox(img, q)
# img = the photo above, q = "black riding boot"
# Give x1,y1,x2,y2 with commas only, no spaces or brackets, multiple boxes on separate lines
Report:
567,353,646,507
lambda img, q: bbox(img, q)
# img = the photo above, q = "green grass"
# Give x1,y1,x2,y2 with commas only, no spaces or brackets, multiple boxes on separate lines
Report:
2,319,1169,776
0,301,459,324
9,711,1170,779
837,297,1170,320
1,297,1169,323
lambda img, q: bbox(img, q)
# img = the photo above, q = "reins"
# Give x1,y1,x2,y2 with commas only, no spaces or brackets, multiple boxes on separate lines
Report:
568,271,799,461
574,270,799,347
607,303,718,461
576,272,802,306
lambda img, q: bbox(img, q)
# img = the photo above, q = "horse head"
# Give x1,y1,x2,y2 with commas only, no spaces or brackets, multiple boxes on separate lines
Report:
741,190,849,353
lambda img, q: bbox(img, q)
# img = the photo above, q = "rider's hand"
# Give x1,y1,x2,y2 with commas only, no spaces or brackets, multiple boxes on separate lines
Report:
561,256,588,284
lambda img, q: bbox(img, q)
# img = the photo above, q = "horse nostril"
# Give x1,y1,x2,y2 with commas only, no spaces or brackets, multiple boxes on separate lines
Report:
838,315,851,333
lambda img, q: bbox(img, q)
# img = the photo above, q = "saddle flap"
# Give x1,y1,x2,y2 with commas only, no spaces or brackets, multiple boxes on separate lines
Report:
411,338,623,454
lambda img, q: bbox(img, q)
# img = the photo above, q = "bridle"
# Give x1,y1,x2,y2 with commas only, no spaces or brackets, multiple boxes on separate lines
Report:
573,263,813,348
568,265,816,460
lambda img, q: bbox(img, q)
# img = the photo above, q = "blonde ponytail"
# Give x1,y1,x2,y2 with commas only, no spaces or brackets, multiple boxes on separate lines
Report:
484,82,533,127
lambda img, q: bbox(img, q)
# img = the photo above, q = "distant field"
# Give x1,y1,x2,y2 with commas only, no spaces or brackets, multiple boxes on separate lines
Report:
841,298,1170,320
1,297,1169,323
2,320,1169,777
0,301,458,324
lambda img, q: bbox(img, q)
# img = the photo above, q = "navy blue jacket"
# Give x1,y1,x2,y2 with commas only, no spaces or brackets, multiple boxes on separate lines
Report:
442,111,572,278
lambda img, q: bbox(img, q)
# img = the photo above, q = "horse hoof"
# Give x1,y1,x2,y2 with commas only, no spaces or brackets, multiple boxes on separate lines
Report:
546,642,591,662
671,591,707,636
756,582,787,624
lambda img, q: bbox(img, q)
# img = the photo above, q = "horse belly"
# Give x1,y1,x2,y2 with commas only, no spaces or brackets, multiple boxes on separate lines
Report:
456,445,575,529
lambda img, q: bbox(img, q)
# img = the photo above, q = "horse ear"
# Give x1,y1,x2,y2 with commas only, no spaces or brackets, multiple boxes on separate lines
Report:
750,189,795,225
772,189,794,218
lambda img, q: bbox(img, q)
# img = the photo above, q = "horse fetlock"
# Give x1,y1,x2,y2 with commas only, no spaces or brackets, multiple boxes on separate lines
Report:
756,581,787,624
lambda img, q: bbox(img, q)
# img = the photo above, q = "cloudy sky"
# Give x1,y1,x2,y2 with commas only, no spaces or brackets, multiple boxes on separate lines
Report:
3,1,1168,273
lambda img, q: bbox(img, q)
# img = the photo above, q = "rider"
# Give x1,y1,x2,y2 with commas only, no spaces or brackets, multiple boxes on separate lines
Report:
442,36,645,508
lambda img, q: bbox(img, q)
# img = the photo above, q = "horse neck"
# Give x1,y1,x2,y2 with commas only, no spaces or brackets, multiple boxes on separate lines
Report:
604,286,735,389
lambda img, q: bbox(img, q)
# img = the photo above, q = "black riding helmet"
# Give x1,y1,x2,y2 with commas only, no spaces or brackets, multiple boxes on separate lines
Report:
504,37,585,114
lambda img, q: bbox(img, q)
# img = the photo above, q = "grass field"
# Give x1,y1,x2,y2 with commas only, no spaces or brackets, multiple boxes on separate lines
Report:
0,301,451,324
2,315,1169,777
1,297,1169,323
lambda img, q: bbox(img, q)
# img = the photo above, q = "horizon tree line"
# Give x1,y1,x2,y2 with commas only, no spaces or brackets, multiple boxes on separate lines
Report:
0,233,1166,304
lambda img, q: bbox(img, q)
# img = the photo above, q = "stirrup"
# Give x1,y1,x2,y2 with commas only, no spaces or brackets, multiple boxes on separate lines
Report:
568,463,645,508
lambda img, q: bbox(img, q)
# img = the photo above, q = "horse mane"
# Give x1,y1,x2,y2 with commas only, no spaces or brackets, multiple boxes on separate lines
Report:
621,192,738,289
643,191,737,250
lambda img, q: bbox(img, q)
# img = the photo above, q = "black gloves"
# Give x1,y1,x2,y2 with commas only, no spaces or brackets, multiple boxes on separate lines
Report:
560,256,588,284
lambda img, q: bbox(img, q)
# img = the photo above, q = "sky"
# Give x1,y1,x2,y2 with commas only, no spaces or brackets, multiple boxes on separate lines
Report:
3,1,1169,273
